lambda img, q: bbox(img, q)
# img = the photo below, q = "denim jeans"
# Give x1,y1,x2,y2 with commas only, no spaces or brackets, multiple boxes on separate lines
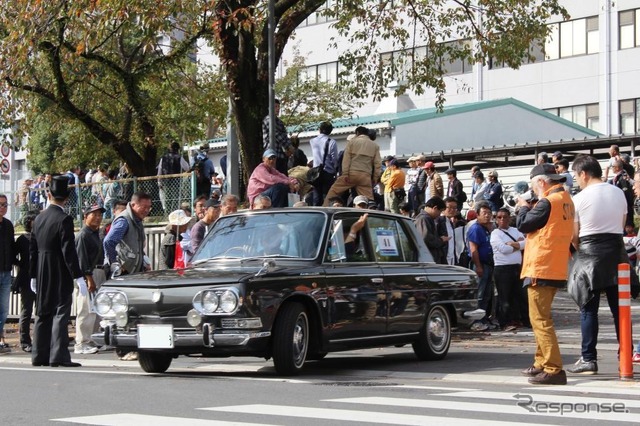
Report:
261,183,290,208
475,263,494,320
0,271,12,338
580,285,619,362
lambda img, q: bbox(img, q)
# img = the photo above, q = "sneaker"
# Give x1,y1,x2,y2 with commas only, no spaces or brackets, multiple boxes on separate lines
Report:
503,324,517,332
121,351,138,361
0,346,10,354
74,345,99,355
567,357,598,375
521,365,543,377
470,321,489,332
99,345,116,352
528,370,567,385
21,344,32,353
633,353,640,364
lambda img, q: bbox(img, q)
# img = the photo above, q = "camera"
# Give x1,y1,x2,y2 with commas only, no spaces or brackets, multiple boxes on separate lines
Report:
518,190,537,203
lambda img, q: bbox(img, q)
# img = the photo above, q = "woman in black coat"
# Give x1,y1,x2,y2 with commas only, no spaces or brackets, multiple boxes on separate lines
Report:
14,212,37,352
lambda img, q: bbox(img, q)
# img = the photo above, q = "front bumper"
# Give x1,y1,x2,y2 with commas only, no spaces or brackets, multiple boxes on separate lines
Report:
92,323,270,350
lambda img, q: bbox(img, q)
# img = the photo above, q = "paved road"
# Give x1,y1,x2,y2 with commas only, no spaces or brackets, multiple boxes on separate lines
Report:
1,290,639,425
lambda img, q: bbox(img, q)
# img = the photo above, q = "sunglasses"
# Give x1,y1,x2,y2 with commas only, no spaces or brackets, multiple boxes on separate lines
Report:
0,203,7,207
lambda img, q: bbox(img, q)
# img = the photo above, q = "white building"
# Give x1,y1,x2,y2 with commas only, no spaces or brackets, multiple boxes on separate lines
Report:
195,1,640,194
284,0,640,136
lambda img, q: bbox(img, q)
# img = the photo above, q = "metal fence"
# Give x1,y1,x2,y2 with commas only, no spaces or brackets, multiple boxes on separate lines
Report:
7,225,168,319
15,172,195,226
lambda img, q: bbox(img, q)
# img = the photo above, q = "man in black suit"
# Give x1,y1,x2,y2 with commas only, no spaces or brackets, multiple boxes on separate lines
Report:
30,175,89,367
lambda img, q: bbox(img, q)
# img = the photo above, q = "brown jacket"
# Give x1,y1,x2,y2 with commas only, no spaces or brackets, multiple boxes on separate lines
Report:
342,135,381,182
428,171,444,199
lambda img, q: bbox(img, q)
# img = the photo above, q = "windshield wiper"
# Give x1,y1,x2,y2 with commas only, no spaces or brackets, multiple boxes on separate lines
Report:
240,254,297,264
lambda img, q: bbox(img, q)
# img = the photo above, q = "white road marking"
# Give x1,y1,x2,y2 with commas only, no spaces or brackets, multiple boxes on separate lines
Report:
379,385,479,391
201,404,549,426
435,390,640,408
325,396,640,422
53,413,275,426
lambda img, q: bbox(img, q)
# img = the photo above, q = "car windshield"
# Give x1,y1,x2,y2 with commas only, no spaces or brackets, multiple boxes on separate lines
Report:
191,211,326,262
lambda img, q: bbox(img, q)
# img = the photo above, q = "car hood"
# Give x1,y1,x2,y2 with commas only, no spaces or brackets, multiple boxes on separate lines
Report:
103,265,257,289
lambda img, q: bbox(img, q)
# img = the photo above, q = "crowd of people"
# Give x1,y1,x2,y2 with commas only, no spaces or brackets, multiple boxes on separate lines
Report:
2,102,638,387
249,113,640,387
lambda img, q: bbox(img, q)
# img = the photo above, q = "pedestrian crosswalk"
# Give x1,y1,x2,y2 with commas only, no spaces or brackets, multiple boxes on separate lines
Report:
54,384,640,425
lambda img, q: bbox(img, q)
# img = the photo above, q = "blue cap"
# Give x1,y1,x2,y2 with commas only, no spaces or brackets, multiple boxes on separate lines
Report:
263,149,277,158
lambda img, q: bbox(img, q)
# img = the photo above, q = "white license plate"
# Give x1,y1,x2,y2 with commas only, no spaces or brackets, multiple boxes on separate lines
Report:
137,324,174,349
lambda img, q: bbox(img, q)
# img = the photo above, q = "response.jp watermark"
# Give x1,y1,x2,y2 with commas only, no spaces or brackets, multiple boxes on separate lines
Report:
513,394,629,415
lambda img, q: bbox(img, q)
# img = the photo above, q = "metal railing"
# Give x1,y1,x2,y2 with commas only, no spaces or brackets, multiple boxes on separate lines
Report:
7,225,170,319
14,172,196,226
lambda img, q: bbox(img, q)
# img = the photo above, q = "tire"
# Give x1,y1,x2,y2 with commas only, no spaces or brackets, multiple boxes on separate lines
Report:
412,305,451,361
138,351,173,373
272,302,309,375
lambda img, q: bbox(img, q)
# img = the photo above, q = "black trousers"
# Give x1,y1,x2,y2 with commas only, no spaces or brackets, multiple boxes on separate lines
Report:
32,293,73,365
493,264,523,327
312,171,336,206
19,286,35,345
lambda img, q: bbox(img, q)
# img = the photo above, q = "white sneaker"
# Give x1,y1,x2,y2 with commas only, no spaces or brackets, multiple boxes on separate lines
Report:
120,351,138,361
74,345,99,355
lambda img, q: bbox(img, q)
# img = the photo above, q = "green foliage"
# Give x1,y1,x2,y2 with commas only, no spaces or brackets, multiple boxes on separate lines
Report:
276,48,359,135
0,0,568,183
0,0,221,176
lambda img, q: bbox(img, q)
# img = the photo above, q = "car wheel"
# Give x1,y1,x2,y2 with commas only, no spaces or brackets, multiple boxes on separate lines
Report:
272,302,309,375
138,351,173,373
412,305,451,361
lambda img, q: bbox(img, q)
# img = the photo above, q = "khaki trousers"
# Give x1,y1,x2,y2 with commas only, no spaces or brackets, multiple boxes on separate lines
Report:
323,171,374,205
74,268,106,349
528,285,562,374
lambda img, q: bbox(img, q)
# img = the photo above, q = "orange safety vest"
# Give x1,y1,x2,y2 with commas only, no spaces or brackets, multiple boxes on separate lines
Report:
520,185,575,281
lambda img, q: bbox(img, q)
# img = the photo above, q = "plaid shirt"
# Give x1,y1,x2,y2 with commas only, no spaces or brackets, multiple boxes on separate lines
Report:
262,115,291,160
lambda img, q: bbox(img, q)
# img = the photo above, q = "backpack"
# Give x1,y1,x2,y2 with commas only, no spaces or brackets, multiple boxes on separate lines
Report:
161,152,182,176
192,152,208,174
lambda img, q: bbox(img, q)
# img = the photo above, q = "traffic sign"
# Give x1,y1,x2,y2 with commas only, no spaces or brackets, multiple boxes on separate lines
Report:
0,143,10,157
0,158,10,174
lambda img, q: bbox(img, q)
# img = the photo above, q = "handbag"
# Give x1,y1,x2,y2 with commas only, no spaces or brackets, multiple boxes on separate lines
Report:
308,139,330,186
393,188,406,200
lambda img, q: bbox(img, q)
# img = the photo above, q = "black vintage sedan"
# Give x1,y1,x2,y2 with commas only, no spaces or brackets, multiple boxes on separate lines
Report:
93,208,479,375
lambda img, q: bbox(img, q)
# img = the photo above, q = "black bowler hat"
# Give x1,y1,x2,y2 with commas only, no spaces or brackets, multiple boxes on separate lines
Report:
50,175,71,200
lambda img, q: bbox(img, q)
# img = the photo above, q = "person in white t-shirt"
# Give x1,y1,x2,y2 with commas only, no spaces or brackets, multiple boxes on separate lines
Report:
490,207,526,331
567,154,628,376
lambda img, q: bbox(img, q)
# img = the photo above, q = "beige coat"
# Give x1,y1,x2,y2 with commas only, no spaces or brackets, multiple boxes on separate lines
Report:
342,135,381,182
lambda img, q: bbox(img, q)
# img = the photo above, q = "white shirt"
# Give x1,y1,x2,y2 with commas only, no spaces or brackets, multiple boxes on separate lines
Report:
490,226,525,266
573,182,627,237
444,218,455,265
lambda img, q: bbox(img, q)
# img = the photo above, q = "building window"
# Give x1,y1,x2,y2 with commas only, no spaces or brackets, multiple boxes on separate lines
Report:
549,16,599,60
302,61,339,84
620,9,640,49
545,103,600,132
300,0,336,27
620,99,640,134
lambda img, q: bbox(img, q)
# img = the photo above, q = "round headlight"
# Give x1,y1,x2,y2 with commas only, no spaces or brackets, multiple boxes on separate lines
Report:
219,290,238,313
187,309,203,327
111,292,128,313
202,291,219,313
95,292,112,316
115,311,128,327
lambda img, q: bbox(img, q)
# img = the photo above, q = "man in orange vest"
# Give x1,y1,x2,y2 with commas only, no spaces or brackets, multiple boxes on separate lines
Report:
516,163,575,385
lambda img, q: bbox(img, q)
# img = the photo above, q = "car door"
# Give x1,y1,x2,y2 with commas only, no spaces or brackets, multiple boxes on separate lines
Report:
321,213,386,343
368,215,431,335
